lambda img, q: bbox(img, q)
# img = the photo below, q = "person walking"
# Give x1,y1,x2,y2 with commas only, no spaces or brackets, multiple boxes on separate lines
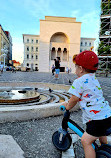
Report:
51,64,55,76
54,57,60,79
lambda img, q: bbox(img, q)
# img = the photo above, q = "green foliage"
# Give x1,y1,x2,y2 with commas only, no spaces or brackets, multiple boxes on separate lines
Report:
101,1,111,14
98,41,111,55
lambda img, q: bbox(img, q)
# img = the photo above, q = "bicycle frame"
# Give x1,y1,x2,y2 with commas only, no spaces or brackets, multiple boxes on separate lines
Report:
61,110,97,150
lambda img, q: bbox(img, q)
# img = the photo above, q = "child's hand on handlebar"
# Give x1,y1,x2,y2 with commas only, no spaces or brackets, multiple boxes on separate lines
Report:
61,102,68,109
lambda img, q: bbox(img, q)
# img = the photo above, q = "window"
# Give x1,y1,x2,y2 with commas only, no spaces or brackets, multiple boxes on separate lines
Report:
31,39,34,43
27,54,29,59
80,49,82,52
89,42,91,46
27,63,29,66
36,40,38,43
64,48,67,51
58,47,61,51
81,42,83,46
27,39,29,43
31,55,33,59
31,47,34,51
27,46,29,51
36,47,38,52
85,42,87,46
36,55,38,60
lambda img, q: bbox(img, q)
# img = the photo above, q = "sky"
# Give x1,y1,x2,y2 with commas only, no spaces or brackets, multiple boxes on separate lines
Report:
0,0,101,63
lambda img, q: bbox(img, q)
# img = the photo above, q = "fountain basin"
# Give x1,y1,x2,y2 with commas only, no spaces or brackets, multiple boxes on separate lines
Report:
0,82,80,123
0,89,40,104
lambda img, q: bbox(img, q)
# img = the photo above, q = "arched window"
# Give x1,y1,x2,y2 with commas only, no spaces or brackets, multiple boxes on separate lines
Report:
52,47,55,51
51,47,56,60
64,48,67,52
58,47,61,51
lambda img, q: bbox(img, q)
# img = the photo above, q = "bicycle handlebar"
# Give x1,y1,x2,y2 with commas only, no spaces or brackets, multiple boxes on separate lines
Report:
60,105,66,111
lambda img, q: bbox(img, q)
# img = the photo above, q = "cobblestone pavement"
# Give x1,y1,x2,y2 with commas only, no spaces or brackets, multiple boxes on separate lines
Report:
0,71,77,85
0,71,111,158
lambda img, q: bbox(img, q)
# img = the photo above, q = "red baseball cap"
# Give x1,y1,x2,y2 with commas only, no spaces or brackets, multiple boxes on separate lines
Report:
73,50,99,70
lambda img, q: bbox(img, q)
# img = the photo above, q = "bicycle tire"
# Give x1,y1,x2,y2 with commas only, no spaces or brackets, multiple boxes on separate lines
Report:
96,150,111,158
52,131,72,151
99,144,111,155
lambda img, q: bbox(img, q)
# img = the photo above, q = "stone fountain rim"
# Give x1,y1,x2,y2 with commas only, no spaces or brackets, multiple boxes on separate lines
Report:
0,82,80,123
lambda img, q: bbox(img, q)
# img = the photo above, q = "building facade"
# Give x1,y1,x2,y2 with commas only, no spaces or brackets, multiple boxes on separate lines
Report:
23,34,39,71
23,16,95,72
0,25,12,66
80,38,95,52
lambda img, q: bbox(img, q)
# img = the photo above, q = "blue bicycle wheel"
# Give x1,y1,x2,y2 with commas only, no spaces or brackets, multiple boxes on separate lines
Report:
52,131,72,151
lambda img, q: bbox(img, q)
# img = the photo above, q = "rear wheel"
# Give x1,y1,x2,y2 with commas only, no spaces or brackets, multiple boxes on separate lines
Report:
99,144,111,155
52,131,72,151
96,150,111,158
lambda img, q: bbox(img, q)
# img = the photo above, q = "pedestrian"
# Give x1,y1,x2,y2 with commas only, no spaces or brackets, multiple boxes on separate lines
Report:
54,57,60,79
51,64,55,76
66,67,69,74
1,68,3,74
69,68,72,73
62,50,111,158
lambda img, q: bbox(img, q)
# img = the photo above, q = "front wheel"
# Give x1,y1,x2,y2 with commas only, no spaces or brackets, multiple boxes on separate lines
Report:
52,131,72,151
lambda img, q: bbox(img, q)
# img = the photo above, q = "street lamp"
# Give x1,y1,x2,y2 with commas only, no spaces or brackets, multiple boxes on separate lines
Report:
1,45,8,68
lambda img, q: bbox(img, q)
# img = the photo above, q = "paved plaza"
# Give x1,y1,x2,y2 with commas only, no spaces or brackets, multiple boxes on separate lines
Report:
0,71,111,158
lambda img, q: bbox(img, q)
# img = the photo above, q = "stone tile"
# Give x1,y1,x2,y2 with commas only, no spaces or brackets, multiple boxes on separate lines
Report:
0,135,24,158
62,149,75,158
71,134,80,143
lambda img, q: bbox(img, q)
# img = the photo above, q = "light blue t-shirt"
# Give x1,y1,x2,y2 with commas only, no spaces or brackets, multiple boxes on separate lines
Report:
68,73,111,124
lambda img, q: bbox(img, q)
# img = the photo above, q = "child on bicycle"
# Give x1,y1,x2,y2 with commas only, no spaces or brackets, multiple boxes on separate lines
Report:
62,50,111,158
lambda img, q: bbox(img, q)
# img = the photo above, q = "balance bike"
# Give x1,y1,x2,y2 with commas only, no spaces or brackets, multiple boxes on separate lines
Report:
52,106,111,158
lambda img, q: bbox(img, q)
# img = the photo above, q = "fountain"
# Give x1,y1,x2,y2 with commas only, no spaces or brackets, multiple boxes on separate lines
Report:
0,82,79,123
0,89,40,104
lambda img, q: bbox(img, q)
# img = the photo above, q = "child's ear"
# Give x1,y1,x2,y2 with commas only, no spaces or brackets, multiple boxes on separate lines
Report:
79,66,84,73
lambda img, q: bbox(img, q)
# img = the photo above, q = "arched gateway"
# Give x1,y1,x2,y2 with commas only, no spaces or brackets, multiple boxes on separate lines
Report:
39,16,81,72
50,32,69,72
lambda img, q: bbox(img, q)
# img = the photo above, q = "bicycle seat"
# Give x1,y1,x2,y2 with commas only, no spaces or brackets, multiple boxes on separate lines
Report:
106,127,111,136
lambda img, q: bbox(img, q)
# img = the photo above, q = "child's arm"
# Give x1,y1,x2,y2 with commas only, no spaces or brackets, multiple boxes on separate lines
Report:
62,95,79,110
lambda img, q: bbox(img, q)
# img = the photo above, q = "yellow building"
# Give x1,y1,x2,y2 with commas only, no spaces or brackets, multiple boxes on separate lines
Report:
23,16,95,72
0,25,12,67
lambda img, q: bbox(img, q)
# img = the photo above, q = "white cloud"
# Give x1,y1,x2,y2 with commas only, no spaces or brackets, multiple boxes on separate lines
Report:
71,10,101,38
71,10,101,52
24,0,53,18
71,10,80,18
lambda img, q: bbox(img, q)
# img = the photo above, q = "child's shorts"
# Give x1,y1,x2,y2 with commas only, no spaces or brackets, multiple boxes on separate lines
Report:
55,69,60,74
86,116,111,137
